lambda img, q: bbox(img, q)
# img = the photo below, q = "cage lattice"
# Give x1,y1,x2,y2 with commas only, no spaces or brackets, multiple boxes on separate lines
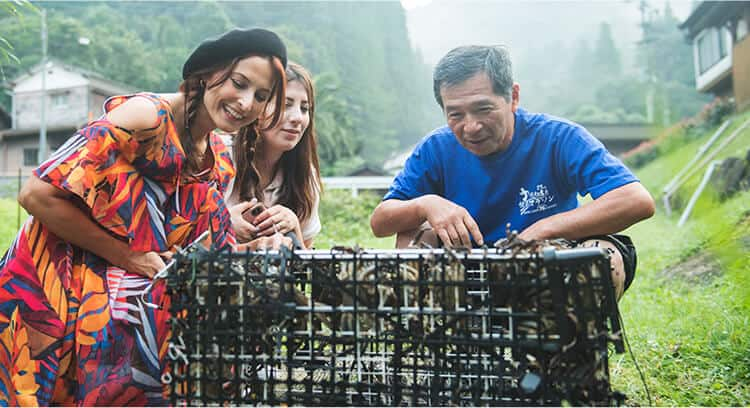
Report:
162,245,625,406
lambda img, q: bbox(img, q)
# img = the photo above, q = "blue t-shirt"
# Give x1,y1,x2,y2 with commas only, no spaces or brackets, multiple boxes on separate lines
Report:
384,108,639,245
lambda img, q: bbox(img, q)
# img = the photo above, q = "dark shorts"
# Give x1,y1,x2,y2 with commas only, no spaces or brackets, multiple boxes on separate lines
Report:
577,234,637,292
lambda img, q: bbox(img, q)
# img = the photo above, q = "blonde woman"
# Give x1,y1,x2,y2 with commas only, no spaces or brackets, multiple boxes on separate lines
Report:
228,62,323,249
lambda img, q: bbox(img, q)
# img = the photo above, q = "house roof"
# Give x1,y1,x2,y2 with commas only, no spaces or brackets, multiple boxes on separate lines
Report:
4,59,133,95
383,144,416,174
0,125,78,142
679,1,749,39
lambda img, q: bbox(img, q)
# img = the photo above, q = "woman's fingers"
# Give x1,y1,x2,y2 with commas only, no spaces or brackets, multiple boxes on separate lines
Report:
235,233,293,251
252,205,276,225
126,251,166,278
255,206,298,234
256,218,289,237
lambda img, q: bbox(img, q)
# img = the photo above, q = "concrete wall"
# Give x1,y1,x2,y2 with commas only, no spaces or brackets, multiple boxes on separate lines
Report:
14,86,89,130
0,131,73,177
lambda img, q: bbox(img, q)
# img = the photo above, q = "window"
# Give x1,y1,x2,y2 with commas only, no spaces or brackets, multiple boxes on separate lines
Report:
738,19,748,41
23,148,39,166
697,27,730,74
51,93,69,108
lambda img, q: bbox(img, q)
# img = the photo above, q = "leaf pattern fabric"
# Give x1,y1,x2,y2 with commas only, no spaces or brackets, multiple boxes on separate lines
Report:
0,93,235,405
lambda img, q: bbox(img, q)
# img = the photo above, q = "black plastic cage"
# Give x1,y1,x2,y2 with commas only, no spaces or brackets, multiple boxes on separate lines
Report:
161,245,625,406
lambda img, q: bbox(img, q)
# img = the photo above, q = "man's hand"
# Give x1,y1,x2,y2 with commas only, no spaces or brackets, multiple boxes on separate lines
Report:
418,195,484,247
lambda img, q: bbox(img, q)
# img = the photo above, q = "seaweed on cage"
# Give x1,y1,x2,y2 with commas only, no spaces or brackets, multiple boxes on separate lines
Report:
163,242,625,406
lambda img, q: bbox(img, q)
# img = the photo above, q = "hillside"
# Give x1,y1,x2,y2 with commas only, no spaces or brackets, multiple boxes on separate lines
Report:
613,109,750,404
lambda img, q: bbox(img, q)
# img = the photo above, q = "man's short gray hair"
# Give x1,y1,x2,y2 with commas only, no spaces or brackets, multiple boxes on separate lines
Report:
433,45,513,108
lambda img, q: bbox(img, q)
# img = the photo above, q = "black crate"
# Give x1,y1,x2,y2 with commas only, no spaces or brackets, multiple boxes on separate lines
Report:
162,245,624,406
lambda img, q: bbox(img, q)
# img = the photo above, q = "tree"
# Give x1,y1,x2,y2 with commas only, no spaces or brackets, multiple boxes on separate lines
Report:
593,22,622,78
1,1,438,174
566,38,598,109
0,0,36,82
637,1,709,122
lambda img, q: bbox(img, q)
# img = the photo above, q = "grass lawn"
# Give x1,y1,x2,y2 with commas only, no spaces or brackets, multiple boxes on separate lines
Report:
612,111,750,405
0,198,24,252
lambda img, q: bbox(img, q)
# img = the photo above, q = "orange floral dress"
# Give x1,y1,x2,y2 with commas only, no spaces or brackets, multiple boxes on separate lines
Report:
0,93,235,405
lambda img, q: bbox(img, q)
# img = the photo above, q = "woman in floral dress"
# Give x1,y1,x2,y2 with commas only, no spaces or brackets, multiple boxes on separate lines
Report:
0,28,288,405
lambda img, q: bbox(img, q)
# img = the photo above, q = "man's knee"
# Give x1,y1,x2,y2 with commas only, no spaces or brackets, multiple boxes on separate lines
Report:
579,239,625,300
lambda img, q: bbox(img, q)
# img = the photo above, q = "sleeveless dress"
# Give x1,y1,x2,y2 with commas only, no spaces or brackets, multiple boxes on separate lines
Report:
0,93,235,405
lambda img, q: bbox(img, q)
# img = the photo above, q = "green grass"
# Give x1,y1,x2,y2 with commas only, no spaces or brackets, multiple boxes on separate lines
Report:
0,198,24,252
612,110,750,405
316,189,394,249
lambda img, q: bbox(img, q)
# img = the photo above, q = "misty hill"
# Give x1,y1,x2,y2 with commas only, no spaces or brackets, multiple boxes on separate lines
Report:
404,0,697,117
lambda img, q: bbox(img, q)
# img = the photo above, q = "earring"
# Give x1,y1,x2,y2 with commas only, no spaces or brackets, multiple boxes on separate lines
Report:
199,79,206,88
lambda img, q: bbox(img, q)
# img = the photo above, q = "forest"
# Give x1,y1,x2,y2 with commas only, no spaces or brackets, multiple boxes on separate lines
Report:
1,0,440,175
1,1,707,175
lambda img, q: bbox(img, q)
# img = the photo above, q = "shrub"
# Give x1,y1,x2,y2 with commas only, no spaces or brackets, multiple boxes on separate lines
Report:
623,140,660,168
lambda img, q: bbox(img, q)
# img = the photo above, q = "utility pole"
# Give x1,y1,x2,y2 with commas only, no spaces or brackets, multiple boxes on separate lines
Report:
38,8,47,165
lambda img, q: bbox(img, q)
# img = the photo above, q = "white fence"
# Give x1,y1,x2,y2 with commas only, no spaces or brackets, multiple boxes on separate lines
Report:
322,176,394,197
1,174,394,199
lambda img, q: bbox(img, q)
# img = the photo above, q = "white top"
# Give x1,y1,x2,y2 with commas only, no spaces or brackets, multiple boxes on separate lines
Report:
223,136,321,242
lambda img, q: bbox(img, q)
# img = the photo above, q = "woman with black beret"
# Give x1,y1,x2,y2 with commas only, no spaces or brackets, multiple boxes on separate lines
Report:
0,28,289,405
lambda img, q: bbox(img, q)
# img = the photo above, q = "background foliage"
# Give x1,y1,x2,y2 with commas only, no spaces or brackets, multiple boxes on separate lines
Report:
1,1,711,174
0,0,441,175
613,109,750,405
512,3,709,126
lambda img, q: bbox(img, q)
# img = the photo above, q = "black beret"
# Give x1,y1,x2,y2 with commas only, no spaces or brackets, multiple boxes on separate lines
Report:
182,28,287,79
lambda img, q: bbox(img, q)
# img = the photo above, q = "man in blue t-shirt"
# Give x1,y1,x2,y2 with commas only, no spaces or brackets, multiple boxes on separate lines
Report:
370,45,655,299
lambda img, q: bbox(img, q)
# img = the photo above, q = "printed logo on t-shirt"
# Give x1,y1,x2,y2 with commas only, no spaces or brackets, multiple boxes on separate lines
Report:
518,184,557,215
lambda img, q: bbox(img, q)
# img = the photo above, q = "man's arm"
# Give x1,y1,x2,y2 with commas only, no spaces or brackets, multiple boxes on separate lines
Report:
518,182,655,241
371,195,484,247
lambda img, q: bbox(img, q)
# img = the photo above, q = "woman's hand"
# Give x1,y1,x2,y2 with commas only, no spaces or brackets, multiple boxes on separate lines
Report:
234,233,292,251
119,250,168,278
253,204,303,239
229,199,260,243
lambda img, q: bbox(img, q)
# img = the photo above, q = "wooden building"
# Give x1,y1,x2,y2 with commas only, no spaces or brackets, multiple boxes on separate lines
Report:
680,1,750,111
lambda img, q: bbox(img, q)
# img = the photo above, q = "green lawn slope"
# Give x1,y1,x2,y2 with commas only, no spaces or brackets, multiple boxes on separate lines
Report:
614,109,750,405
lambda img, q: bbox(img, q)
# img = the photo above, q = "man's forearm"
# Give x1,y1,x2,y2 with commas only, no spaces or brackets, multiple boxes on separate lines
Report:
519,182,655,240
370,198,427,237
